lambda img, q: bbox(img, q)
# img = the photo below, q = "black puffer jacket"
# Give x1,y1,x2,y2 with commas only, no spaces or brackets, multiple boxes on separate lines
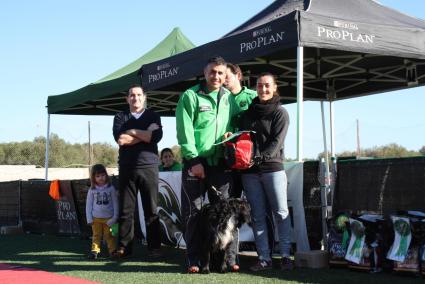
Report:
240,95,289,173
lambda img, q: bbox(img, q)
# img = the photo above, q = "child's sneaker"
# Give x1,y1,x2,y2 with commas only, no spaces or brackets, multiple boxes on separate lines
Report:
280,257,294,270
249,259,272,272
87,251,98,260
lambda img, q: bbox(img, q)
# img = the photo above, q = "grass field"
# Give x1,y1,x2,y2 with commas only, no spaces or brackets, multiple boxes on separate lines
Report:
0,234,422,284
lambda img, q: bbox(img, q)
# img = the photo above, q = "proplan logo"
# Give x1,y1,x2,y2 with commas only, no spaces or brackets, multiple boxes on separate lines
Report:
240,26,285,53
333,20,358,30
252,26,272,37
149,62,179,83
317,21,375,44
157,63,171,71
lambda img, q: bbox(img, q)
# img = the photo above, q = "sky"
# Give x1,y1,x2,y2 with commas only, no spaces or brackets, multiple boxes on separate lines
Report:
1,0,424,160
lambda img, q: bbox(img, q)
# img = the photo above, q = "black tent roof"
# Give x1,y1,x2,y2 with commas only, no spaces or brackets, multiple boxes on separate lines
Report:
141,0,425,116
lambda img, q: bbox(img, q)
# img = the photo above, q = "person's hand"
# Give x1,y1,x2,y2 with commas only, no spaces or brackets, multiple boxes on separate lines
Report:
190,163,205,179
253,156,262,166
106,219,114,227
147,123,160,131
125,129,136,136
223,132,233,140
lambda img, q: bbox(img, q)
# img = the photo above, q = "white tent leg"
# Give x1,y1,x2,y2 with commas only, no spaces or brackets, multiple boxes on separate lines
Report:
329,101,336,158
320,101,330,250
296,46,304,162
44,113,50,181
321,101,330,175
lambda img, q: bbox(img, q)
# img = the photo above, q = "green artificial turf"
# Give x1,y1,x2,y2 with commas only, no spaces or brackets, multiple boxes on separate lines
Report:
0,234,422,283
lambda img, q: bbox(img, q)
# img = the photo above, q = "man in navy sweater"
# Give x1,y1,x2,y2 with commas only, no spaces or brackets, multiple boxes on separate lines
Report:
112,84,163,258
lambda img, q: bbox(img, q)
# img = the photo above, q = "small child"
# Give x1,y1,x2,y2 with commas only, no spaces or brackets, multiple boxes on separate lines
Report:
159,148,182,171
85,164,119,259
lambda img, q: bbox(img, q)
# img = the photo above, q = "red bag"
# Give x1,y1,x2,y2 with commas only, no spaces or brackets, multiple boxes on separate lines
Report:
224,131,255,170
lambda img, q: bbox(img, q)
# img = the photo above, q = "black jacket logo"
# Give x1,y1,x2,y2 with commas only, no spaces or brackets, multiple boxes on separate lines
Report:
239,101,247,108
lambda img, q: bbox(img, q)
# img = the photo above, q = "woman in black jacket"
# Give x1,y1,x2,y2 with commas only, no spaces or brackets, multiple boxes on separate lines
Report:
239,72,293,271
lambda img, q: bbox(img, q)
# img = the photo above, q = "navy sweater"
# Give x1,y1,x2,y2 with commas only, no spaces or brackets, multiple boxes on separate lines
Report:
113,109,163,168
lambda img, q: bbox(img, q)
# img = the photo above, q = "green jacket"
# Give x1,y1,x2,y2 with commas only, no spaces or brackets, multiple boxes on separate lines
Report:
229,86,257,131
176,84,236,166
159,161,182,171
230,86,257,114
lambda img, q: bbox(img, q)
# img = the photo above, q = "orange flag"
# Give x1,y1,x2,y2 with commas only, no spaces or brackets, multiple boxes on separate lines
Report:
49,179,61,200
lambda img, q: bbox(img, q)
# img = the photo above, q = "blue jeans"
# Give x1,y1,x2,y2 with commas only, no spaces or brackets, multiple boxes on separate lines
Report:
242,170,291,261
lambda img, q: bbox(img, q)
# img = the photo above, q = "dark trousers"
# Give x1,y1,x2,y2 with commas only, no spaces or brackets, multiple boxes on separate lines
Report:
118,166,160,251
181,160,238,266
230,171,244,198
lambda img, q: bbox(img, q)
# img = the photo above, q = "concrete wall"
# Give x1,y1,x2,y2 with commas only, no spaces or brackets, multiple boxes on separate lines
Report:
0,165,118,182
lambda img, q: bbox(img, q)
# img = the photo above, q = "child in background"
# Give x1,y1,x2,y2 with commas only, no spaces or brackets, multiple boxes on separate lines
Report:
86,164,119,259
159,148,182,171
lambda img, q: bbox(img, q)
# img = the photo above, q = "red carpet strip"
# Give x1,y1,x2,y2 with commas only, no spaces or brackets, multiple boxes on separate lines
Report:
0,263,98,284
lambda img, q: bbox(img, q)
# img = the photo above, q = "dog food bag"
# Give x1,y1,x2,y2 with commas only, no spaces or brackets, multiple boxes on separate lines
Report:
345,218,366,264
328,213,350,267
406,212,425,276
347,245,372,271
387,216,411,262
393,246,420,273
348,214,386,273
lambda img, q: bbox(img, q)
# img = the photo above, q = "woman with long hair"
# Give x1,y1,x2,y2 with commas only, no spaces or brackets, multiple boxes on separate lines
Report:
239,72,292,271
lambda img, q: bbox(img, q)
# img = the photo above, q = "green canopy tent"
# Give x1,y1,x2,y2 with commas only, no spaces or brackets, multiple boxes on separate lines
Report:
47,27,195,115
44,27,195,179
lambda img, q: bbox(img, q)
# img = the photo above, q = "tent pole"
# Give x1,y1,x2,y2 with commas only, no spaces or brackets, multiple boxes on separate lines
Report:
329,101,336,158
44,113,50,181
296,46,304,162
321,101,330,178
320,101,330,250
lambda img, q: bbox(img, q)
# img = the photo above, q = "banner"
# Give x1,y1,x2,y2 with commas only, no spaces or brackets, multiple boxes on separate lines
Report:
387,216,412,262
345,218,366,264
138,163,310,251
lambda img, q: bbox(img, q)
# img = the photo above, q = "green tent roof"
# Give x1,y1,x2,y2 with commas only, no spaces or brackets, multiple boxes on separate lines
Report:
47,27,195,115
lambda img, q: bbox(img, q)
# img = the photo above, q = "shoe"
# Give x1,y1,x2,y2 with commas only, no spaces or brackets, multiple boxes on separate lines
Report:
111,247,131,259
187,265,200,273
230,264,240,272
249,260,272,272
280,257,294,271
87,251,98,260
148,248,162,258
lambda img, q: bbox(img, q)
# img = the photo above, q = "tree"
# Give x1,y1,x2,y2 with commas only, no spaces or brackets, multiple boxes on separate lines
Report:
0,133,118,167
316,143,421,161
363,143,416,158
92,142,118,167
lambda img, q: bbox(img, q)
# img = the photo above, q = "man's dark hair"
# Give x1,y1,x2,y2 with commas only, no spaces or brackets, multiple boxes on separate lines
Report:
128,84,143,96
227,63,242,77
206,56,227,66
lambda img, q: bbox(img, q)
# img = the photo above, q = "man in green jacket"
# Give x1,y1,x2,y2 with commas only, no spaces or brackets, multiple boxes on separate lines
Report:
176,56,237,273
225,63,257,199
225,63,257,116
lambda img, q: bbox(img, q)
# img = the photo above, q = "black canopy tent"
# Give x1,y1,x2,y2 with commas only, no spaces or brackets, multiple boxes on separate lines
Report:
139,0,425,248
141,0,425,105
140,0,425,159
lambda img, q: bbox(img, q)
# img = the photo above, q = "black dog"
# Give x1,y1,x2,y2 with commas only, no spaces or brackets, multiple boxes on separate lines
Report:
198,198,251,273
